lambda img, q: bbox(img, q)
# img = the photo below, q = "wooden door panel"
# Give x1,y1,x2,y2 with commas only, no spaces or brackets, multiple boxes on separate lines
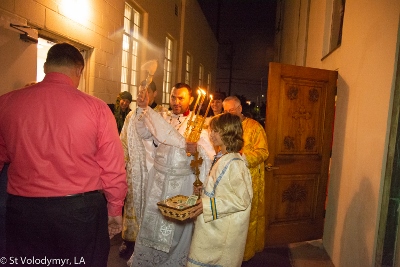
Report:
265,62,337,246
277,78,326,155
272,174,317,222
274,155,322,174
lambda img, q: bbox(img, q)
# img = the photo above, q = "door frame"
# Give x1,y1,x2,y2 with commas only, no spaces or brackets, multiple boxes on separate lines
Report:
375,29,400,266
37,29,93,94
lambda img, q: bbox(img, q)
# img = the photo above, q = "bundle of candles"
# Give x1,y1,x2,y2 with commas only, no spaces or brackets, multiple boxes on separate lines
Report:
184,88,213,142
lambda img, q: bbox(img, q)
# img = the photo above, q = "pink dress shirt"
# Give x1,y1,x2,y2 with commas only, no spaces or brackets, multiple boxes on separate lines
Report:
0,72,127,216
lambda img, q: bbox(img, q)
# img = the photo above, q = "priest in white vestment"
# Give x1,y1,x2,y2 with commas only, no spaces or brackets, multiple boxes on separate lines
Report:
130,83,214,267
119,81,162,257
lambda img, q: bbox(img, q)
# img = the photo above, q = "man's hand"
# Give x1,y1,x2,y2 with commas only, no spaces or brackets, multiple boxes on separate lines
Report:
193,185,202,196
137,87,149,108
186,141,197,155
190,199,203,219
108,216,123,239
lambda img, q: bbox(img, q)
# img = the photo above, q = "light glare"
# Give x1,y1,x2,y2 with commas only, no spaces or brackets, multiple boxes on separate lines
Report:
61,0,91,25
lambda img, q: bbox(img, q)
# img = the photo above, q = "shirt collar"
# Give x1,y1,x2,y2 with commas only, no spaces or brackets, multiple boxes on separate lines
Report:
172,109,190,117
182,109,190,117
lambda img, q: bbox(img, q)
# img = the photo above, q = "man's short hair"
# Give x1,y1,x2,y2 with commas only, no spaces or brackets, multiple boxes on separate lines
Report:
172,83,192,97
46,43,84,68
223,95,241,105
140,80,157,92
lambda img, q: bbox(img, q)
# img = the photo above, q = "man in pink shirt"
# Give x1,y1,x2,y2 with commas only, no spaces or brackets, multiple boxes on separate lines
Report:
0,43,127,267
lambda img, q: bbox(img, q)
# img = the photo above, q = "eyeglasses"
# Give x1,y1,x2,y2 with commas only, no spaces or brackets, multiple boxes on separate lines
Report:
224,105,240,113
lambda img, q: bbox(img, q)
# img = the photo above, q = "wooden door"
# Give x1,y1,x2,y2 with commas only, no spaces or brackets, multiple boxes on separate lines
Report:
264,62,337,246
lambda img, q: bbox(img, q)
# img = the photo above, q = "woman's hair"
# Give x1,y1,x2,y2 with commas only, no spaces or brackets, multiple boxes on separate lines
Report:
209,113,244,152
113,91,132,132
114,91,132,113
212,92,226,101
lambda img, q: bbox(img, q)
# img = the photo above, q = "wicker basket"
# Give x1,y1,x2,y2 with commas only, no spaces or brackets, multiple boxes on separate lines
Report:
157,195,199,221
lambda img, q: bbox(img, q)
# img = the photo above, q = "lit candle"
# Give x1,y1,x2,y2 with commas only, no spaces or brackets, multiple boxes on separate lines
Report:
199,94,213,130
188,89,202,124
204,94,213,117
196,90,206,116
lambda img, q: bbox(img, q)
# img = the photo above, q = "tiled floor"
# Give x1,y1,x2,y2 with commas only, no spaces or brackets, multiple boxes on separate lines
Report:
107,234,334,267
108,233,130,267
289,240,334,267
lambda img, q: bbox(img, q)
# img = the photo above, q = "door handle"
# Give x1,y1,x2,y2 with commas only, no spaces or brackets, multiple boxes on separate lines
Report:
265,163,279,171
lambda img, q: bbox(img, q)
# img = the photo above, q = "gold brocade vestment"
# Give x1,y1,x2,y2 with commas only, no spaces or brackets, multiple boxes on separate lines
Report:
241,117,269,261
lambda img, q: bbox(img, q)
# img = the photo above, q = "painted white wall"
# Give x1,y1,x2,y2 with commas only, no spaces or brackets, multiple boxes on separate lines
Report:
0,0,124,103
326,2,399,266
276,0,400,265
0,9,37,95
0,0,217,105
